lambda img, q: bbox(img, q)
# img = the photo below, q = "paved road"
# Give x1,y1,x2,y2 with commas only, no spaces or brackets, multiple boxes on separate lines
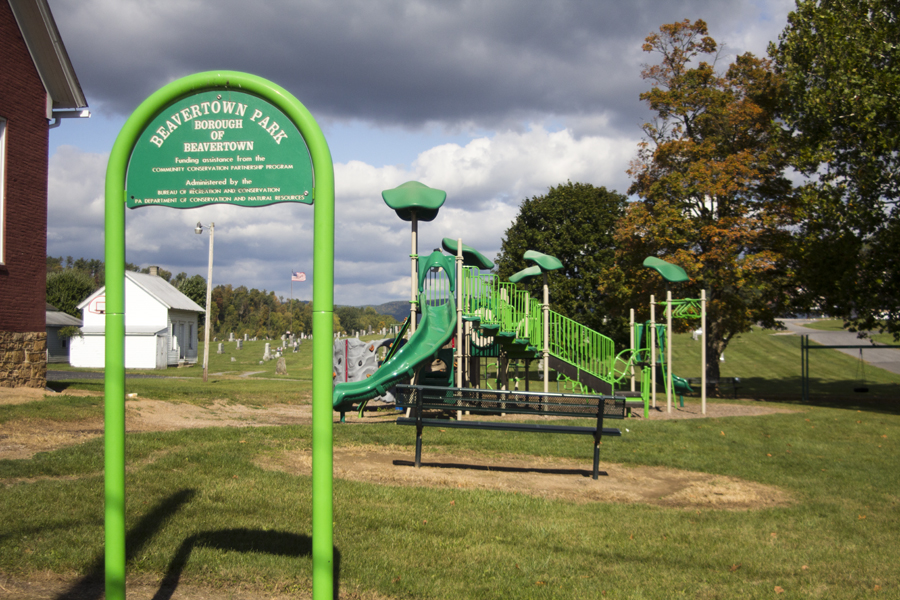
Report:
779,319,900,375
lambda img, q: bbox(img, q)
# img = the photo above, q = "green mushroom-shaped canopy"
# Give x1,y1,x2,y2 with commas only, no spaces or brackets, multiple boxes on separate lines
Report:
642,256,689,283
441,238,494,270
382,181,446,222
509,250,563,283
524,250,563,272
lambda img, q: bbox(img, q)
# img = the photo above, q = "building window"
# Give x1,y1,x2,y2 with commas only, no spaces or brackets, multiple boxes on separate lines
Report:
189,324,193,350
0,117,6,265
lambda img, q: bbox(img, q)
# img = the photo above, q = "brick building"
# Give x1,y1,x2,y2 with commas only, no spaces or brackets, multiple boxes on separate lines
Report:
0,0,88,387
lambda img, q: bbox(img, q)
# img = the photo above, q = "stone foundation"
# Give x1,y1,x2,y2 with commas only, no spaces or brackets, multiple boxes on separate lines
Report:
0,331,47,388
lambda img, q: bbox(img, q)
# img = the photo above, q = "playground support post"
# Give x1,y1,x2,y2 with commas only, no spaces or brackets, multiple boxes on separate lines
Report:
455,238,463,420
701,290,707,414
650,295,657,409
629,308,636,392
543,271,550,395
409,211,418,335
666,289,673,413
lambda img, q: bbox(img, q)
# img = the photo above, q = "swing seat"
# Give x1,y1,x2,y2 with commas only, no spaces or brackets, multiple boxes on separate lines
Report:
854,386,869,393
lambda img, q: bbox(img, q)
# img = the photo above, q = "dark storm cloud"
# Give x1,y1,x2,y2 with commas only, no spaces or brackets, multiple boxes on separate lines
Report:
49,0,760,134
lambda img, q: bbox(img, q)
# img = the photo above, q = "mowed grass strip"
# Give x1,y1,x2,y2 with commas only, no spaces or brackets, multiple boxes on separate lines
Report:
5,326,896,597
1,398,898,599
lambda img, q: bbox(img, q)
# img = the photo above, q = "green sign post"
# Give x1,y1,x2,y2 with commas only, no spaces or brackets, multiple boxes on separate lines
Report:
104,72,335,600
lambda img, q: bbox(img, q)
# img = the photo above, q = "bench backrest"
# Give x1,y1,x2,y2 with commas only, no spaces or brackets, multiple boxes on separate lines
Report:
395,384,626,419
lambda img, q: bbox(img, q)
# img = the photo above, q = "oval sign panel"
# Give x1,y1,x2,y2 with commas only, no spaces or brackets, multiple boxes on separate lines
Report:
125,89,313,209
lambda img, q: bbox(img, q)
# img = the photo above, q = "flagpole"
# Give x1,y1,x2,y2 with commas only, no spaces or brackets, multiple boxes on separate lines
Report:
290,274,294,337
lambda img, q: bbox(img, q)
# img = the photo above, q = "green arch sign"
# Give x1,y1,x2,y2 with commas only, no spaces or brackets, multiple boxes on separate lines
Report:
125,88,314,209
103,72,335,600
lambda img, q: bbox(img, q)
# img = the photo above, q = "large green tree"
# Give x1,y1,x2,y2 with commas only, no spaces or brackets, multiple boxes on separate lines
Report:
495,181,628,342
773,0,900,336
176,274,207,308
46,270,96,317
604,19,795,380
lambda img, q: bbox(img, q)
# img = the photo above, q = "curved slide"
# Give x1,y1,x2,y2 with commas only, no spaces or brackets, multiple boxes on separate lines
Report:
332,299,457,413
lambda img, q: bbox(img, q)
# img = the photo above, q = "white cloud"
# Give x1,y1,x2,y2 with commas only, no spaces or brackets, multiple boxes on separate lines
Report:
45,0,795,306
48,125,636,305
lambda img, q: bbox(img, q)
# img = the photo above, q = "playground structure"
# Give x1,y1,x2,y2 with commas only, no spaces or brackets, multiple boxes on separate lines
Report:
634,258,707,414
332,186,705,420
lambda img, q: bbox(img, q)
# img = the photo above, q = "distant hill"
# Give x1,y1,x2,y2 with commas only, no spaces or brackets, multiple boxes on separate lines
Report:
367,300,409,322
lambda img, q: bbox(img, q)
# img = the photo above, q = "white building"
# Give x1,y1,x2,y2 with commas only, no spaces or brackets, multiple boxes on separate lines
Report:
46,303,82,364
69,269,205,369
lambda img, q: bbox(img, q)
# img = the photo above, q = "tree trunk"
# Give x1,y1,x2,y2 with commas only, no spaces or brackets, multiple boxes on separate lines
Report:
705,333,725,393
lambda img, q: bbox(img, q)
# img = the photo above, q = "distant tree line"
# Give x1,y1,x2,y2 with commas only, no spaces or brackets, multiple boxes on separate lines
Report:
45,256,398,338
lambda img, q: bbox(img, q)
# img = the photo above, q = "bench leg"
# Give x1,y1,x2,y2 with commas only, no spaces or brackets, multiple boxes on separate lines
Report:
592,439,600,480
415,425,423,468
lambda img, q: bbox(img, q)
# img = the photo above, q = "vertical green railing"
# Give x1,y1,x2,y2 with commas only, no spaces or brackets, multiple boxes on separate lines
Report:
462,267,500,326
422,266,452,307
527,300,543,351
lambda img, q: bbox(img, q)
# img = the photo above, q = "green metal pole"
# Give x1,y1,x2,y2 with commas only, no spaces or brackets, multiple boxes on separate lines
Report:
308,124,335,600
103,166,126,600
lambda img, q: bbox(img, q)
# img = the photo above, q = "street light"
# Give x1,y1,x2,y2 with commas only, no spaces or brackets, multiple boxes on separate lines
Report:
194,222,214,382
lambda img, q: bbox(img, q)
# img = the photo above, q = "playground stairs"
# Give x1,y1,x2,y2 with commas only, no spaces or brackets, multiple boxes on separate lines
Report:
548,355,613,395
461,267,621,393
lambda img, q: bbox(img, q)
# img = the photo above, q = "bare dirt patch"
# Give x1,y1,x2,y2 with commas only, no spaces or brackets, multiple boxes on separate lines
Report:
256,444,791,510
633,399,798,420
0,388,311,460
2,388,792,510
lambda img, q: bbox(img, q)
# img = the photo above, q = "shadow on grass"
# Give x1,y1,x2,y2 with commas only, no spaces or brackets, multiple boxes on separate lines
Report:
393,459,606,478
686,376,900,415
55,488,197,600
52,490,341,600
151,529,339,600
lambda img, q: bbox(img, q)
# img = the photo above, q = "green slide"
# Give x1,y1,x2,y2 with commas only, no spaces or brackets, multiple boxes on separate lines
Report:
332,297,457,413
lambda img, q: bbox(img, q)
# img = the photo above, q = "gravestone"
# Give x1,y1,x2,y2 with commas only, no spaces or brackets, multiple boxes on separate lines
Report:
237,339,243,350
263,343,271,361
217,343,223,354
275,356,288,375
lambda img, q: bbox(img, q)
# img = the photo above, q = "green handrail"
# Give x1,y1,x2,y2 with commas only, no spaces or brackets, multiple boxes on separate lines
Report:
548,310,616,379
460,267,618,387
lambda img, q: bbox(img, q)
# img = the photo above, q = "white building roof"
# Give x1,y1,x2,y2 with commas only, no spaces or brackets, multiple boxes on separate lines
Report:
126,271,205,312
46,303,82,327
77,271,205,313
81,325,167,336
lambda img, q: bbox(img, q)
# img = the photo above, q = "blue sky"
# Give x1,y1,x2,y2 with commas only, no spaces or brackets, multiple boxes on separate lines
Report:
45,0,796,306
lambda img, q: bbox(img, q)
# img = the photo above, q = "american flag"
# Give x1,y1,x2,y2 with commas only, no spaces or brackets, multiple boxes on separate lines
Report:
291,271,306,282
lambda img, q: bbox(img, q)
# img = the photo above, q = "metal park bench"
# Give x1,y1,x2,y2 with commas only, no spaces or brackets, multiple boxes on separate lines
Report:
394,384,626,480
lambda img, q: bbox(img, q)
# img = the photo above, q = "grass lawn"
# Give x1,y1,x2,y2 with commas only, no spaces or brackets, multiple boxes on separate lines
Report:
48,339,313,405
8,329,899,598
